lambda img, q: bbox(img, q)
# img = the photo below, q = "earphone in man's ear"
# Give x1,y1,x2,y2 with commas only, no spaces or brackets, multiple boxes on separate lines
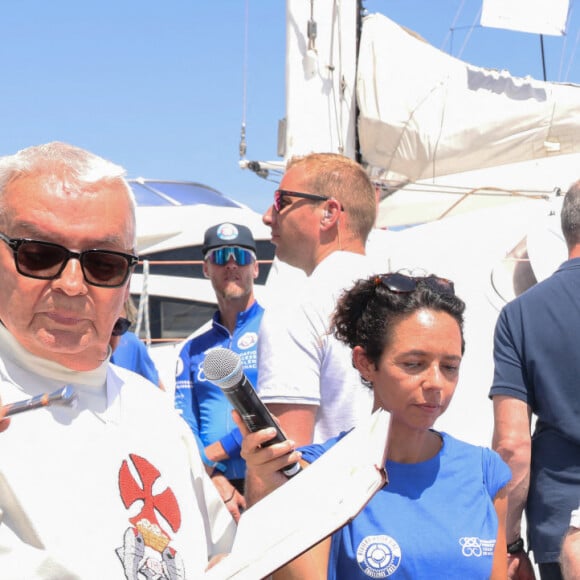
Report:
324,209,331,219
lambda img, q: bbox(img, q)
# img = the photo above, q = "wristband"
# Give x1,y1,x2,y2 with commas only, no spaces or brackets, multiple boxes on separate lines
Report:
220,428,242,459
199,446,227,473
507,538,525,554
209,461,227,474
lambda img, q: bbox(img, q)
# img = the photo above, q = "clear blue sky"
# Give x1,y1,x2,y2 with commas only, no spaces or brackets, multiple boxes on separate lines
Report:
1,1,578,214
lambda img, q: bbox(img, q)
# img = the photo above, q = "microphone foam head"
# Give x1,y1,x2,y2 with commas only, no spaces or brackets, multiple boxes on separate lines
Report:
204,347,244,388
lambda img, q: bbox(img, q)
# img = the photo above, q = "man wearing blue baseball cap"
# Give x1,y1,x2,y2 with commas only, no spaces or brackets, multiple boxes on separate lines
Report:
174,222,264,522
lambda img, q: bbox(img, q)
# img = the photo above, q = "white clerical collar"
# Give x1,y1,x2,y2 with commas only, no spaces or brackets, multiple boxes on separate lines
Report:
0,322,108,387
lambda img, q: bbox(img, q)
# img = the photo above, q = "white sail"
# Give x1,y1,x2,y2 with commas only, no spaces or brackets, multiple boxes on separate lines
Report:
480,0,570,36
357,12,580,184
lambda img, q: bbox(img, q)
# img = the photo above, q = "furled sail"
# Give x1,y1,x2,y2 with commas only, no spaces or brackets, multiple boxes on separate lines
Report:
357,12,580,183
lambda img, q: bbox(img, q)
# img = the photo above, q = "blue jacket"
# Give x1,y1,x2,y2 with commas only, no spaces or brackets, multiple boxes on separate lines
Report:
111,331,160,387
174,301,264,480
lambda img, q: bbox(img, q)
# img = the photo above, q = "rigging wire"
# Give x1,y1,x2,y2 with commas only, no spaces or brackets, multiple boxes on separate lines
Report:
557,0,571,80
135,260,151,347
455,4,482,60
564,25,580,81
440,0,466,54
563,1,579,81
330,0,345,155
317,0,346,156
308,0,317,50
239,0,250,160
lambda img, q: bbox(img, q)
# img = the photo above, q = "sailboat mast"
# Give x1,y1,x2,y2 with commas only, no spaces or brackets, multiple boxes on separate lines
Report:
282,0,359,162
355,0,363,164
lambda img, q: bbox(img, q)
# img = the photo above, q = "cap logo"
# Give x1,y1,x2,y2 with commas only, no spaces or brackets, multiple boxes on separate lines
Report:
216,223,239,242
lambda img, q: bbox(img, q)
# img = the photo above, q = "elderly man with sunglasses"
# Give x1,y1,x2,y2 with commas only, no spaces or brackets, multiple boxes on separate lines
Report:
0,143,235,578
257,152,378,447
175,222,264,522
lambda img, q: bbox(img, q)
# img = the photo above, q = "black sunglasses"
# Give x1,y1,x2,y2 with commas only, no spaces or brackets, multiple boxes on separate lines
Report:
273,189,330,212
0,232,139,288
111,317,132,337
273,189,345,213
375,272,455,295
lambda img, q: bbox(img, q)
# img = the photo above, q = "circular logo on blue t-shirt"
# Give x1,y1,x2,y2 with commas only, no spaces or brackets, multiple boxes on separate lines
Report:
357,535,402,578
237,332,258,350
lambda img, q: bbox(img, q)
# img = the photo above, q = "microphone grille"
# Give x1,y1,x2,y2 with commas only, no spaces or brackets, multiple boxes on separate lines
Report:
204,347,243,388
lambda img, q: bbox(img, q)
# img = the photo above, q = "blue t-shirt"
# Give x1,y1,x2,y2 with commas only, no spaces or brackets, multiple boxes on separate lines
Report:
174,301,264,480
490,257,580,562
110,331,159,387
301,431,510,579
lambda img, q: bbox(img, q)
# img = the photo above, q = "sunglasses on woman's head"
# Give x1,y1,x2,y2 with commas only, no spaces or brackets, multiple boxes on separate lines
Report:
375,272,455,295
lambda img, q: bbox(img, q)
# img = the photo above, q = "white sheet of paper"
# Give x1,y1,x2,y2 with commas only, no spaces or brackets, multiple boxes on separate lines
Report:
205,408,391,580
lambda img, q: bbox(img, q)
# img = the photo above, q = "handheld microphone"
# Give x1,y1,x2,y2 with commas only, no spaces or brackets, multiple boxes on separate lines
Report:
2,385,78,417
203,347,301,478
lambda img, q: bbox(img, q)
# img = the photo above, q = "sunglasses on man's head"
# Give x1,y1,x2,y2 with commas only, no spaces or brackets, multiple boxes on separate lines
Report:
273,189,333,213
205,246,256,266
0,232,139,288
375,272,455,295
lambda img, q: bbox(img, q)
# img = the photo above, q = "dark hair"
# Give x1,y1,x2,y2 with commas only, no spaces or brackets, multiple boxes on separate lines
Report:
332,273,466,385
561,180,580,250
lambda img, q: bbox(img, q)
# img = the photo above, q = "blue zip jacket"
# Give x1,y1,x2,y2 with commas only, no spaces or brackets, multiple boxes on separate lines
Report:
174,301,264,480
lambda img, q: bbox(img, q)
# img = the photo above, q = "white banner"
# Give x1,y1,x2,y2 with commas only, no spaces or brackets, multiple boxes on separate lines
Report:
481,0,570,36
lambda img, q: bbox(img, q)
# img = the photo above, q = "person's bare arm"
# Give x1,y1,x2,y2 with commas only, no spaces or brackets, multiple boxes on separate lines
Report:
490,486,508,579
492,395,535,579
561,527,580,579
201,440,246,521
209,472,246,523
266,403,317,447
205,440,229,463
271,537,331,580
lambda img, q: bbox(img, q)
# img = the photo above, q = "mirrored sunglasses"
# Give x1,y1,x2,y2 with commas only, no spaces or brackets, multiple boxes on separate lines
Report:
375,272,455,295
205,246,256,266
0,232,139,288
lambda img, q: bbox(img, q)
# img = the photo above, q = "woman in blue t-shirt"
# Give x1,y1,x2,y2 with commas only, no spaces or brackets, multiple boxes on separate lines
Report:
239,272,510,579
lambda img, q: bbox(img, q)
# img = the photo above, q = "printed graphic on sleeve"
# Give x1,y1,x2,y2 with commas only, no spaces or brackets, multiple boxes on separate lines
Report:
116,453,186,580
459,536,496,557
